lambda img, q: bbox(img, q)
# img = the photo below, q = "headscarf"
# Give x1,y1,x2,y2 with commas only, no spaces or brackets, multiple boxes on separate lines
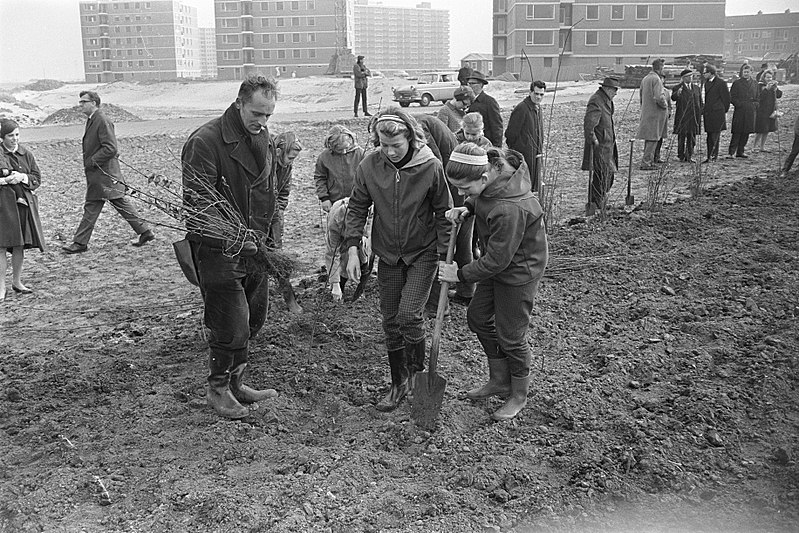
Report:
274,131,303,167
324,125,358,154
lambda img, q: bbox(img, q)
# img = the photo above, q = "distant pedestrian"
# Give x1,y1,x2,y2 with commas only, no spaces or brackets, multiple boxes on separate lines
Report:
457,65,473,86
466,70,503,147
637,59,669,170
353,55,372,117
780,114,799,178
753,70,782,153
62,91,154,254
437,85,473,133
701,65,730,162
755,63,768,83
582,77,619,209
671,69,703,163
314,125,364,212
505,80,546,191
728,64,758,159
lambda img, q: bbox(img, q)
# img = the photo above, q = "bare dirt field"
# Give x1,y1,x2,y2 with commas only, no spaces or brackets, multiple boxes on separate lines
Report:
0,79,797,532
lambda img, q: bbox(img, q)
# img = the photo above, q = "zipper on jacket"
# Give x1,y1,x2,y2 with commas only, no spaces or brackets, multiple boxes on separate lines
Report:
393,168,401,257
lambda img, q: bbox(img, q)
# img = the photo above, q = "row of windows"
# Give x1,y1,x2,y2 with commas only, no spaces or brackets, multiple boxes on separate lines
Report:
83,2,153,11
218,16,316,27
735,30,792,40
526,4,675,21
221,33,317,44
525,29,674,46
220,48,318,60
220,1,316,11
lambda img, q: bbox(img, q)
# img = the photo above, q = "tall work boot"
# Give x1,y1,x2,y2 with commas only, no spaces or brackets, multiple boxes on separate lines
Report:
230,363,278,404
491,373,532,421
207,356,249,419
375,349,410,412
279,277,303,315
466,357,511,400
405,340,426,391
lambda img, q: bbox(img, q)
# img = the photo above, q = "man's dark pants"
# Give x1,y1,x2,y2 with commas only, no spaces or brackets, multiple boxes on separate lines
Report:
73,196,149,245
354,88,368,114
784,135,799,172
728,133,750,157
706,131,721,160
677,132,696,161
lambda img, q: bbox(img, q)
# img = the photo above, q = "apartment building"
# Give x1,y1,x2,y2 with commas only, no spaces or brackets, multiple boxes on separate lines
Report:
352,1,449,71
724,10,799,62
79,0,201,82
492,0,725,81
199,27,218,78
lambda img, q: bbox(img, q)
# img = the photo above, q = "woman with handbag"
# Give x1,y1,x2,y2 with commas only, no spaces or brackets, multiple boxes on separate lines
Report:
753,70,783,153
0,119,45,302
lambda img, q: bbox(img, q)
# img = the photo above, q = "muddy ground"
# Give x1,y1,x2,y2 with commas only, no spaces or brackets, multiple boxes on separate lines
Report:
0,88,798,532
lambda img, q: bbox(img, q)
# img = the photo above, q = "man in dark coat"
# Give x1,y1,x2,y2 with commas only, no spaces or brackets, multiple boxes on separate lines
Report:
353,55,371,118
466,71,503,147
671,69,703,163
62,91,153,254
505,80,546,192
727,64,759,159
181,76,281,419
701,65,730,163
457,65,473,86
582,77,619,209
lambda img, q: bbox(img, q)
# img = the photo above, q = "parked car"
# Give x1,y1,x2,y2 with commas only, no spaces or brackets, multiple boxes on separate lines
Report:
392,71,459,107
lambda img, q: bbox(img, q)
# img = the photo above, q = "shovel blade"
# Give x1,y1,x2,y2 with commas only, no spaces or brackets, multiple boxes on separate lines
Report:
626,194,635,206
410,371,447,430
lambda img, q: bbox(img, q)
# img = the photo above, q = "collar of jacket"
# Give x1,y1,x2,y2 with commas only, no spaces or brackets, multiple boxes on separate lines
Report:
377,144,437,170
482,160,533,200
220,102,269,182
2,144,28,157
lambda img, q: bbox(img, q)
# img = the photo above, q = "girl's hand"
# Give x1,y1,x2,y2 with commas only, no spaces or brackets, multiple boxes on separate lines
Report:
438,261,459,283
445,207,468,223
331,282,343,301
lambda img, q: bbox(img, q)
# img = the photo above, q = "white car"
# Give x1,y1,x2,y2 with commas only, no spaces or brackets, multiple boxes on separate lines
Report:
392,71,460,107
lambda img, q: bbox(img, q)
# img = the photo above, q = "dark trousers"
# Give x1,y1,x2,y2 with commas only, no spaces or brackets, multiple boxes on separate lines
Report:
589,167,614,208
377,250,437,351
783,134,799,172
467,277,540,377
677,132,696,161
427,216,476,308
73,196,149,245
354,88,368,114
192,242,270,376
706,131,721,160
728,132,750,156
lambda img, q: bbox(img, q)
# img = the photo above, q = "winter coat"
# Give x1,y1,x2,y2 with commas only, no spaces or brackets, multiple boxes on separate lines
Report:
581,88,618,176
0,146,45,251
755,82,782,134
455,130,493,149
637,71,669,141
505,95,544,192
730,78,759,135
671,82,703,135
353,62,370,89
344,145,453,266
83,110,126,201
469,91,503,147
437,102,465,133
325,197,371,284
314,147,364,204
182,103,277,247
458,162,548,286
702,76,730,133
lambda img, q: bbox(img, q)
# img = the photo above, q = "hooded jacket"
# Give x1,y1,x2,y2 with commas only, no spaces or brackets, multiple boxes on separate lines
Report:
458,162,548,286
344,145,452,265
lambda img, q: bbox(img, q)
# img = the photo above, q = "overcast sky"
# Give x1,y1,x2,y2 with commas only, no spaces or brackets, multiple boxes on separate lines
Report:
0,0,794,83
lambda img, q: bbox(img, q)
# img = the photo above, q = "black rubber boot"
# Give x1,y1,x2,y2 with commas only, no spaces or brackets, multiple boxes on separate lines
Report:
230,363,278,404
405,340,426,392
375,349,410,412
466,357,511,400
207,355,249,419
491,373,531,421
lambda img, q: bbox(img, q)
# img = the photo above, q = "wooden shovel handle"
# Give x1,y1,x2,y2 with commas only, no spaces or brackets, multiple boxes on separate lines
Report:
429,220,459,378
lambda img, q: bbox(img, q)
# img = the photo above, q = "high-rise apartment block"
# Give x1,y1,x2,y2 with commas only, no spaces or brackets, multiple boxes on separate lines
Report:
725,10,799,62
79,0,201,82
199,27,219,78
492,0,725,81
214,0,449,80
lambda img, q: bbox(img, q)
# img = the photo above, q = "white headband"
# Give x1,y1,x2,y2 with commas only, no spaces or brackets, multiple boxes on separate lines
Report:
449,151,488,165
376,115,407,126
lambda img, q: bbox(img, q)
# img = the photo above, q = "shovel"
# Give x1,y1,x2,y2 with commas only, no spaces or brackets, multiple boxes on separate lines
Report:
411,221,459,430
626,139,635,206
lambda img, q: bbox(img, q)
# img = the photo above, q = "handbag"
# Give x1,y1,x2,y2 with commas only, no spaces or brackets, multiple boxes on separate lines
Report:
173,238,199,286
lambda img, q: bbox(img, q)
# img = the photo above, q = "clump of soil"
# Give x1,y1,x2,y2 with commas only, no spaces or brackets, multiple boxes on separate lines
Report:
41,103,142,125
19,79,66,92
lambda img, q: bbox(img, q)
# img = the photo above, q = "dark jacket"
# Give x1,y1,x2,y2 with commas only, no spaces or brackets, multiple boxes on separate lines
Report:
755,82,782,134
314,147,364,204
457,66,473,86
83,109,126,200
344,145,452,265
702,76,731,133
581,88,618,176
353,61,370,89
182,103,277,247
505,95,544,192
469,90,503,147
0,146,45,251
458,162,548,286
416,114,462,206
671,82,703,135
730,78,759,134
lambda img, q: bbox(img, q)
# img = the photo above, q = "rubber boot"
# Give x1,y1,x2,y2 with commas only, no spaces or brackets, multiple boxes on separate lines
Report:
405,340,426,392
375,349,410,412
279,277,303,315
230,363,278,404
207,368,249,419
491,373,531,421
466,357,511,400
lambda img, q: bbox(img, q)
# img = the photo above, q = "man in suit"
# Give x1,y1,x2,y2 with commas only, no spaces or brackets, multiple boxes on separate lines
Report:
637,59,669,170
353,55,371,118
62,91,153,254
582,77,619,210
505,80,546,192
466,71,503,147
701,65,731,163
671,69,703,163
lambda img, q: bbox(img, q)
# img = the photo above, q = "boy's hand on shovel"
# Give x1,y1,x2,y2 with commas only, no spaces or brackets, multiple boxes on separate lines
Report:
438,261,459,284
